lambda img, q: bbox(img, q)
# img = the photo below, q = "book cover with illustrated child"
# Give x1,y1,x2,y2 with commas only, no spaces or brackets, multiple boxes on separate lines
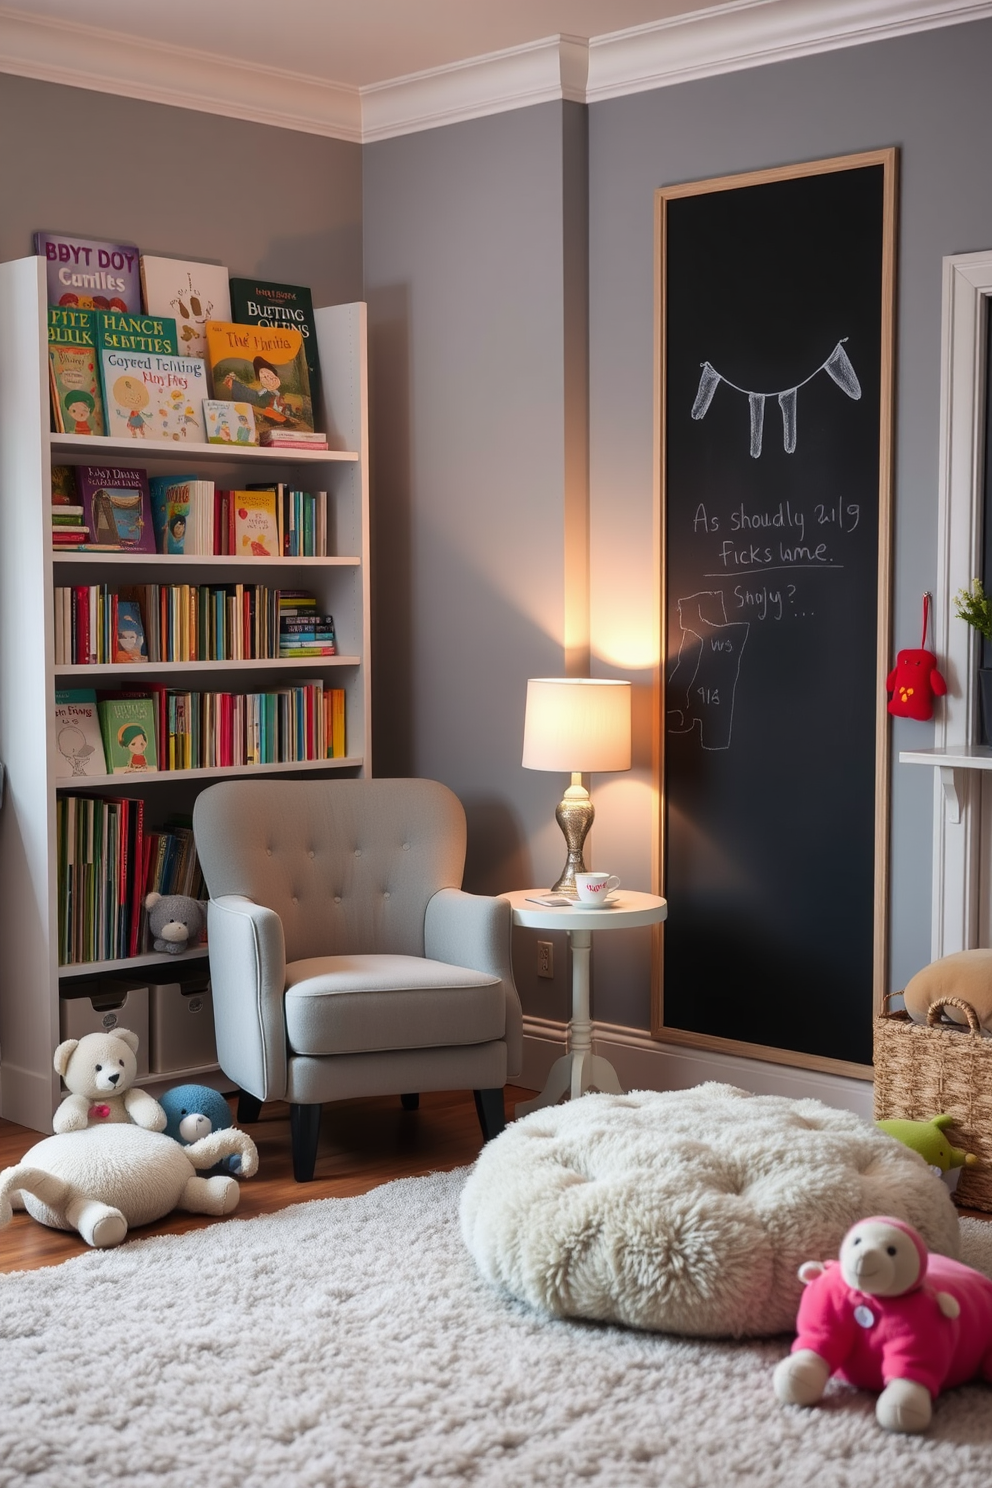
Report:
203,399,256,445
76,466,155,553
101,351,207,442
48,308,104,436
53,688,107,779
115,600,147,663
229,278,321,417
232,490,279,557
36,232,141,311
148,475,193,554
97,695,158,774
205,321,313,433
140,257,231,359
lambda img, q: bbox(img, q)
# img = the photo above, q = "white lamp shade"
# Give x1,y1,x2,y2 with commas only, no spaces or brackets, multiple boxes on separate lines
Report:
522,678,631,774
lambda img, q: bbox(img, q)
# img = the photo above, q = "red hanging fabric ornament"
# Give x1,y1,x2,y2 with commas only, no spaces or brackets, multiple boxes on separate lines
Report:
886,592,947,721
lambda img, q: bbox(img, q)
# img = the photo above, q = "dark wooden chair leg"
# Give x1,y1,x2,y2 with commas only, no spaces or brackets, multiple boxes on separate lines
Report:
290,1102,322,1182
237,1092,263,1124
473,1088,506,1143
400,1093,420,1111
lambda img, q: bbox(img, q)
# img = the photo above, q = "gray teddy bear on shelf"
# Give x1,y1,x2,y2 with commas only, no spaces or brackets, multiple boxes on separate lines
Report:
144,893,207,955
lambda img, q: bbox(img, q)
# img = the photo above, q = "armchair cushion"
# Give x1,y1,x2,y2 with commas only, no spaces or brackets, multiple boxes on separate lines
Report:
284,955,504,1057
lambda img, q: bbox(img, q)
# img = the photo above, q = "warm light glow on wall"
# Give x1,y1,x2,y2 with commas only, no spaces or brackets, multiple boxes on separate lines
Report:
590,596,660,670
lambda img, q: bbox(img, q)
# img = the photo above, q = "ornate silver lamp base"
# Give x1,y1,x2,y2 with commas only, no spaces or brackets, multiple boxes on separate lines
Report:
550,777,594,896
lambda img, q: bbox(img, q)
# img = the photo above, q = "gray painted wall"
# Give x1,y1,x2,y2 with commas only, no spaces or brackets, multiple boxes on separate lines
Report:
365,102,590,1022
364,17,992,1038
587,17,992,1028
0,73,362,306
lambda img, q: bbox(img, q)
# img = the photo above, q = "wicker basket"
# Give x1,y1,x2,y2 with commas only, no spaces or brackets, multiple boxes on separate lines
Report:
874,993,992,1213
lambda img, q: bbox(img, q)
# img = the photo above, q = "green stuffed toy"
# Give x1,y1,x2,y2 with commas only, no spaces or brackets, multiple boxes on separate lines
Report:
876,1114,977,1176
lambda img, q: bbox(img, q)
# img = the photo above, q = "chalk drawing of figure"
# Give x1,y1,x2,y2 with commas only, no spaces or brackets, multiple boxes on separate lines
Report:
667,591,749,751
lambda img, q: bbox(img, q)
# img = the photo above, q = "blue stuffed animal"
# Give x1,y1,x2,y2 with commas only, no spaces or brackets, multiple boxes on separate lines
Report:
159,1084,243,1175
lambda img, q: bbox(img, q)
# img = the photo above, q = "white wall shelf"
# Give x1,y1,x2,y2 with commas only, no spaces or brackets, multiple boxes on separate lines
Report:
58,948,210,980
51,433,358,464
54,757,363,792
899,745,992,826
53,657,360,677
52,552,361,568
0,256,372,1131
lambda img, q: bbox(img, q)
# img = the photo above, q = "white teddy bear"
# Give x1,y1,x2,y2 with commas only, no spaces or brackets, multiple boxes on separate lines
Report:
0,1123,259,1248
52,1028,166,1135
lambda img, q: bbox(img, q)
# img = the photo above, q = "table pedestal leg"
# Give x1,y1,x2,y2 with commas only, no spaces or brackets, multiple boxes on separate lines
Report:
514,928,626,1116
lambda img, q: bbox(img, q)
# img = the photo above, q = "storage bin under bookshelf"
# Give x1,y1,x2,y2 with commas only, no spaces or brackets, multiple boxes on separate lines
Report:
0,255,371,1131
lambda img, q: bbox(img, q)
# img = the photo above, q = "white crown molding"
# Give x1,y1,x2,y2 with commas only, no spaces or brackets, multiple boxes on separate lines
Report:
0,7,361,141
586,0,992,102
0,1,988,144
360,34,588,144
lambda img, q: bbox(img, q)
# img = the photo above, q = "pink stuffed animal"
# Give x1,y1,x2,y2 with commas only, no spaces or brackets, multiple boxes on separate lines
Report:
774,1216,992,1433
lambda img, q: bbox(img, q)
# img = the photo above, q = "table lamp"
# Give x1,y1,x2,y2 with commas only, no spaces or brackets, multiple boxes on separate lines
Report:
522,677,632,896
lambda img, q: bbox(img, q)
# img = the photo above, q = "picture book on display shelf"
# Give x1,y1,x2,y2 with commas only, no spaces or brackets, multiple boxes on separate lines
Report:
229,277,322,416
140,257,231,360
95,311,178,356
76,467,155,552
48,308,104,435
52,689,107,779
98,694,158,775
203,400,256,445
102,351,207,442
205,321,313,433
36,232,141,312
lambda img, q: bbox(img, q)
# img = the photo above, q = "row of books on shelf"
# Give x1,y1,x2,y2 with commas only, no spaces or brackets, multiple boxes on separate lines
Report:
40,230,327,446
54,683,347,779
54,585,336,665
53,466,331,557
57,797,205,966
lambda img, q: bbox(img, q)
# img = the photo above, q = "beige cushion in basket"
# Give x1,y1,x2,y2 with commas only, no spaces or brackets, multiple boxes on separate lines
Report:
902,949,992,1033
459,1083,960,1338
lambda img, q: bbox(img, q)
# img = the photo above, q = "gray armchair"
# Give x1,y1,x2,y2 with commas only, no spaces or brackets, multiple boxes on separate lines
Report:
192,777,522,1180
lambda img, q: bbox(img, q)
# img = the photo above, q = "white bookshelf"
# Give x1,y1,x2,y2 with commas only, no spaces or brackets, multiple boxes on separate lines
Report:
0,256,371,1131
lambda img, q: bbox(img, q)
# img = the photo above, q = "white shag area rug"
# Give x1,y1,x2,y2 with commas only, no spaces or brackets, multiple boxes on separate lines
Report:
1,1168,991,1488
460,1085,961,1337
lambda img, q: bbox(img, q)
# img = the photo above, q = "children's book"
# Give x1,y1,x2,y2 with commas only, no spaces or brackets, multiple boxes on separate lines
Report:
115,599,147,663
232,490,279,557
35,232,141,311
95,310,178,357
97,695,158,774
205,321,313,433
48,309,104,436
101,351,208,442
76,466,155,553
52,465,80,506
203,399,256,445
229,278,322,420
148,475,194,554
53,688,107,779
140,257,231,359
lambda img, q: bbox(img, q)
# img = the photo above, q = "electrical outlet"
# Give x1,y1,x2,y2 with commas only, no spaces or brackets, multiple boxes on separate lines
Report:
537,940,554,979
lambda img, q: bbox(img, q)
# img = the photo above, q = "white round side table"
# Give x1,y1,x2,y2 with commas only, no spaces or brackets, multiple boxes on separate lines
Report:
502,889,668,1117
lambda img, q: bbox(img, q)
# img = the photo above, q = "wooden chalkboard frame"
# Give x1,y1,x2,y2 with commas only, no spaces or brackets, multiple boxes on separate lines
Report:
651,149,897,1079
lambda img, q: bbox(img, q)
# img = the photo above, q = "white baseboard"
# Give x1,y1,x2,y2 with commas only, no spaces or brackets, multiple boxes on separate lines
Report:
521,1016,874,1120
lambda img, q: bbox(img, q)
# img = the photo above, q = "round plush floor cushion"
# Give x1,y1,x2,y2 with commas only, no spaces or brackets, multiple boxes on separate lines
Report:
459,1084,961,1338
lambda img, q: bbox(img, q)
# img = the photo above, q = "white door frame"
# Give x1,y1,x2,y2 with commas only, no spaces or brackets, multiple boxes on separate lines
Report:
932,249,992,957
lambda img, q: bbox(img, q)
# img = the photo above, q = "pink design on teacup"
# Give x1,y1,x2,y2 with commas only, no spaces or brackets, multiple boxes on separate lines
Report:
575,872,621,905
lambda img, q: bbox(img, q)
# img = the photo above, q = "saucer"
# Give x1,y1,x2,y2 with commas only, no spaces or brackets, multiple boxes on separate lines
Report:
571,896,620,910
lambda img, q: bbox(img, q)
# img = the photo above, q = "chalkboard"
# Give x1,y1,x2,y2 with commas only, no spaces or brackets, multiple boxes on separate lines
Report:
654,152,896,1072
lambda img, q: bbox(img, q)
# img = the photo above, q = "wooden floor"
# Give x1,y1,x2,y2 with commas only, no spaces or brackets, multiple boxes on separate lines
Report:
4,1086,988,1274
0,1085,535,1274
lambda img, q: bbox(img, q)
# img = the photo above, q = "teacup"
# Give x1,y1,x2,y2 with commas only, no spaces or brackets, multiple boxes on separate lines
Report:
574,872,621,906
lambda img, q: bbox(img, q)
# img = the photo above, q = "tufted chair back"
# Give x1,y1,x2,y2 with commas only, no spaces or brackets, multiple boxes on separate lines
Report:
193,777,467,964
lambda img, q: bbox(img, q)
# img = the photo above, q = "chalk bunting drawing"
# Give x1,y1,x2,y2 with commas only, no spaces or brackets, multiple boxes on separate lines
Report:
691,339,861,457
